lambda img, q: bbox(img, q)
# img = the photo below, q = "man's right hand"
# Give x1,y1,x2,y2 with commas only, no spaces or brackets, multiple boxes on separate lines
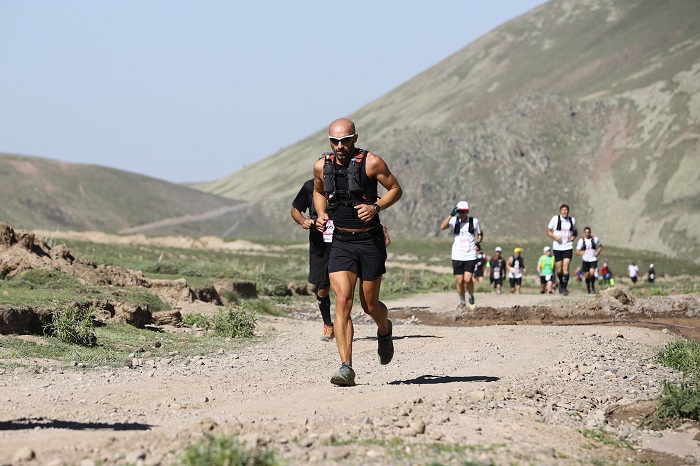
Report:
316,213,329,232
451,206,458,216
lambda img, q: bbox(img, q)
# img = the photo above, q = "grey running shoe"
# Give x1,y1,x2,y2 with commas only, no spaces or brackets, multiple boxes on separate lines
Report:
377,319,394,365
468,296,476,310
562,288,569,296
330,362,356,386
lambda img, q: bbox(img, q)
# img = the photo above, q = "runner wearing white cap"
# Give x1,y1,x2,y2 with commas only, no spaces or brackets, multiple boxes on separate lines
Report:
441,201,483,309
489,247,506,294
537,246,556,294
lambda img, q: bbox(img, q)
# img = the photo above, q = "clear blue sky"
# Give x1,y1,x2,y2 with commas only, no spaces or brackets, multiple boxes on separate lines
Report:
1,1,545,183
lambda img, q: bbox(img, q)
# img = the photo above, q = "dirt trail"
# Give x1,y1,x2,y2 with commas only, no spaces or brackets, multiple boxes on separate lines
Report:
1,291,699,465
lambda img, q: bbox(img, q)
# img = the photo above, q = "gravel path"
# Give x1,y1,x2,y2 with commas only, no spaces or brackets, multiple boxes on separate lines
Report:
1,291,698,465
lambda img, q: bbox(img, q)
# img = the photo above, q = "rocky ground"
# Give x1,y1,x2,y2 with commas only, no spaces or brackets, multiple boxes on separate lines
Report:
1,290,700,466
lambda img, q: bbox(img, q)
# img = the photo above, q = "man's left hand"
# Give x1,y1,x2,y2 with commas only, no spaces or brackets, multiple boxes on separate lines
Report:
355,204,376,222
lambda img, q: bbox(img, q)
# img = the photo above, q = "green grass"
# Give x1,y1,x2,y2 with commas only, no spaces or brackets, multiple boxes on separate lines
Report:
0,318,257,370
45,304,97,346
181,434,279,466
657,339,700,379
644,339,700,429
580,428,633,450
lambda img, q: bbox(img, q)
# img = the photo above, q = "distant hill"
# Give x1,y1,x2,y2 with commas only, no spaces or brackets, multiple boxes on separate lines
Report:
0,152,259,236
193,0,700,263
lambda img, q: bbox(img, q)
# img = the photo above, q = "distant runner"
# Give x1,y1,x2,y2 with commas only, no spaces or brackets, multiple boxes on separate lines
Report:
628,262,639,285
489,247,506,294
537,246,556,294
546,203,578,296
441,200,483,309
575,226,603,294
506,247,526,294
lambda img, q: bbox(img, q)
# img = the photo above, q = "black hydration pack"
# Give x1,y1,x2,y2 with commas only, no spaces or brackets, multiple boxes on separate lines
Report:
323,149,374,209
454,216,475,235
556,215,570,230
579,236,596,251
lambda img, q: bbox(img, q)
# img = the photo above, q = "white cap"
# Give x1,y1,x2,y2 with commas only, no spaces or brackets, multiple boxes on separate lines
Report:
456,200,469,211
650,263,654,268
543,246,551,252
495,246,502,252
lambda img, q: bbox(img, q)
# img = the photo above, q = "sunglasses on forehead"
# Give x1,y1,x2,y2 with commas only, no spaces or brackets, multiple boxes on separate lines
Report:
328,134,355,145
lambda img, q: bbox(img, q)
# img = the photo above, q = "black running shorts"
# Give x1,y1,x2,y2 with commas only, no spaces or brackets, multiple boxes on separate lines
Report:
328,229,387,281
581,260,597,273
553,249,573,262
308,242,331,290
452,260,477,275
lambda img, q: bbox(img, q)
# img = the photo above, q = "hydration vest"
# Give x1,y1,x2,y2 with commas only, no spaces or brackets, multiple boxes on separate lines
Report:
556,215,572,231
322,149,377,210
510,255,524,270
579,236,597,251
454,216,475,235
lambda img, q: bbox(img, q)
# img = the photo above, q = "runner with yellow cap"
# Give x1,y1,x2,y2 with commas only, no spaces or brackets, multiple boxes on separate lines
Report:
507,247,526,294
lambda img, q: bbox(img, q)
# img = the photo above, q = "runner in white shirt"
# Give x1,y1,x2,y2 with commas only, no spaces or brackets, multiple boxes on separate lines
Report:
440,200,483,309
546,203,578,296
506,247,526,294
575,226,603,294
628,262,639,285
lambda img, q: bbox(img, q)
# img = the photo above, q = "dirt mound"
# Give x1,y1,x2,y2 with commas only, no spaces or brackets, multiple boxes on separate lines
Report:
0,223,237,334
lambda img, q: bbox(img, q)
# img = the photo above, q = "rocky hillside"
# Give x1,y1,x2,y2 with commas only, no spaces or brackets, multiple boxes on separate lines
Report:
195,0,700,262
2,0,698,263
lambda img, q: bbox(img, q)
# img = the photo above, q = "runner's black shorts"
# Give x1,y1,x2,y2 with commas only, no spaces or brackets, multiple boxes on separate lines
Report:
540,274,554,284
308,242,332,290
553,249,573,262
581,260,597,273
493,277,504,287
328,228,386,281
509,277,522,287
474,269,484,278
452,260,477,275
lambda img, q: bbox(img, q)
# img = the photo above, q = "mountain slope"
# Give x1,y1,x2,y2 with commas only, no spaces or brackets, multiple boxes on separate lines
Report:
194,0,700,262
0,152,251,236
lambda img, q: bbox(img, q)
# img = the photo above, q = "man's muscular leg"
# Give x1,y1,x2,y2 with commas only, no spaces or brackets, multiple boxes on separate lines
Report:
358,276,389,337
330,271,357,364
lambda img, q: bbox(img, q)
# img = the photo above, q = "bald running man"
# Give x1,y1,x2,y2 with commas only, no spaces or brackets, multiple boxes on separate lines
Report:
313,118,403,387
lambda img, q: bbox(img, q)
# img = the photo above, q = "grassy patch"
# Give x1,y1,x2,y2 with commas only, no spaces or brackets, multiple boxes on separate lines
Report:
181,434,278,466
644,339,700,429
45,304,97,347
0,319,255,370
657,339,700,378
580,428,633,450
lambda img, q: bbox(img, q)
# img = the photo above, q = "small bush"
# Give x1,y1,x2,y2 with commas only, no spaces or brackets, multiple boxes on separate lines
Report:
644,380,700,429
647,339,700,428
46,305,97,346
212,306,257,338
657,339,700,378
181,434,278,466
183,312,212,330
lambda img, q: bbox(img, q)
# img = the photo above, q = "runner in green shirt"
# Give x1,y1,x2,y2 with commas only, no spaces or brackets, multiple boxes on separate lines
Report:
537,246,556,294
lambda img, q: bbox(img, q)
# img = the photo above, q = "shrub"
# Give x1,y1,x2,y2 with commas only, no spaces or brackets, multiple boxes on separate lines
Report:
212,306,257,338
647,339,700,428
45,304,97,346
183,312,212,330
181,434,278,466
657,339,700,378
